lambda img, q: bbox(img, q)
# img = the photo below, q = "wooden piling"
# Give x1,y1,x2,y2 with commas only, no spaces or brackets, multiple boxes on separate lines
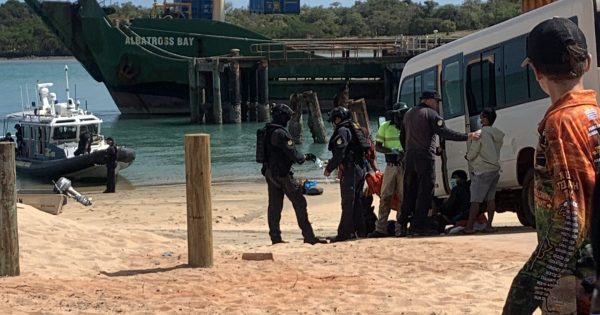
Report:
221,69,232,123
257,61,269,122
184,134,213,268
230,49,242,123
240,69,249,122
200,88,206,123
212,60,223,124
305,91,328,144
248,66,258,122
288,93,303,144
188,59,201,123
0,142,19,276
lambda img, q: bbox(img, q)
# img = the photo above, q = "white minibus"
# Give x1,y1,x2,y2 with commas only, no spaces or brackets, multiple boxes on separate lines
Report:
396,0,600,227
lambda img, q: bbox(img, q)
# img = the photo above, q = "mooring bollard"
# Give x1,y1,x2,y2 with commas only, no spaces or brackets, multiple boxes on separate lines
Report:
184,134,213,267
0,142,19,276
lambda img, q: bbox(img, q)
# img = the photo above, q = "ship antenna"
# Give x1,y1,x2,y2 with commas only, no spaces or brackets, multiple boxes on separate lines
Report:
65,65,70,101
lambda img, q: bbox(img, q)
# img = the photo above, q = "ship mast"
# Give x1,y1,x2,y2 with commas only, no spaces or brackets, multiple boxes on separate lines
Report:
65,65,70,102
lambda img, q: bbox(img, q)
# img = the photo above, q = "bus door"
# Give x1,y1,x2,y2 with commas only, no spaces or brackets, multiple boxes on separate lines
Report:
439,53,465,196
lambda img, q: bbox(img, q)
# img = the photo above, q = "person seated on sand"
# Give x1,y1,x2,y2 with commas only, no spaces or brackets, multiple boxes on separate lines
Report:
438,170,470,227
433,170,489,234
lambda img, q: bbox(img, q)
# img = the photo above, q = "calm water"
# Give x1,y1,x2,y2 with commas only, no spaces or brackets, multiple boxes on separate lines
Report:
0,59,385,188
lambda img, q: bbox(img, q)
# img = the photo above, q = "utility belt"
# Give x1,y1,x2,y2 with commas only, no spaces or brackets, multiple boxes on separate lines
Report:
384,150,404,163
386,162,402,166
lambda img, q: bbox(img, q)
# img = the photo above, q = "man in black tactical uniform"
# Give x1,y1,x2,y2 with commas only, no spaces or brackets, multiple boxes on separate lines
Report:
261,104,326,245
324,106,370,242
398,91,479,236
104,137,117,193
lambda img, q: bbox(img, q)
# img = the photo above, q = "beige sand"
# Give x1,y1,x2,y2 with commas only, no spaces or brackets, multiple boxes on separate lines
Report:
0,181,538,314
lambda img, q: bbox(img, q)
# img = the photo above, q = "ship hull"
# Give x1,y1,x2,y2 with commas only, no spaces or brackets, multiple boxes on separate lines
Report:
25,0,390,115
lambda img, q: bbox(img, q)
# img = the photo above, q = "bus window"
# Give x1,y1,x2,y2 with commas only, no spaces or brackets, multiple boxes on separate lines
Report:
422,67,437,93
442,60,464,119
466,52,500,116
399,76,416,107
466,58,483,113
415,74,422,101
528,66,546,100
503,37,529,107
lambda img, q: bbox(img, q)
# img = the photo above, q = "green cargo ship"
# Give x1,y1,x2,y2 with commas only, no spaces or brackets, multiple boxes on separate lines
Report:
25,0,400,115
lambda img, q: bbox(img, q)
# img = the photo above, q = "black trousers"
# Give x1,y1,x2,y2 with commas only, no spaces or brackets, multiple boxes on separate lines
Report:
106,166,116,192
337,164,366,239
265,169,316,243
399,151,435,230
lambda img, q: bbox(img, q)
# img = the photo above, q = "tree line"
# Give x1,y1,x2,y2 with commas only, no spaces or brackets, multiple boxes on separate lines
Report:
0,0,520,58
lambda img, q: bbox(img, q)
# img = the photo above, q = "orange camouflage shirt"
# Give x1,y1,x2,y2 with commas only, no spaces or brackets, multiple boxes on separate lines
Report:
535,89,600,243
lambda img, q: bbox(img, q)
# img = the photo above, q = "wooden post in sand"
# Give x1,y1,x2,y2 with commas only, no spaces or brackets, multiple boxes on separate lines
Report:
184,134,213,267
0,142,19,276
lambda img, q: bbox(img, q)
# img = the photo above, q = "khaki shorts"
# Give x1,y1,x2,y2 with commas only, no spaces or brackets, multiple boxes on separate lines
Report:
470,171,500,203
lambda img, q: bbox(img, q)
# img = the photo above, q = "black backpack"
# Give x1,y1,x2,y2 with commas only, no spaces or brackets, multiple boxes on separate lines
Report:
256,126,268,163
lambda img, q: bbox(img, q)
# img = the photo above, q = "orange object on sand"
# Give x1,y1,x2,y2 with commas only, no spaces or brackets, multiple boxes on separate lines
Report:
365,172,400,210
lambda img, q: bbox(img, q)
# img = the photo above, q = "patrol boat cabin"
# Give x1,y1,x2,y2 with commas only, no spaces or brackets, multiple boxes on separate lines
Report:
8,81,135,180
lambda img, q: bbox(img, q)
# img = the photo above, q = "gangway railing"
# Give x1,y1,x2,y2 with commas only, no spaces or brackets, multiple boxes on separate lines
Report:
251,35,459,62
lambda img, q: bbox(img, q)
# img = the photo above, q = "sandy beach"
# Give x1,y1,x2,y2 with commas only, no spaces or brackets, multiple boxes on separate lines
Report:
1,180,538,314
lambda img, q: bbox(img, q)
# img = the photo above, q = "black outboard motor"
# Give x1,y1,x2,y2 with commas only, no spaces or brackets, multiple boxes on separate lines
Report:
53,177,92,206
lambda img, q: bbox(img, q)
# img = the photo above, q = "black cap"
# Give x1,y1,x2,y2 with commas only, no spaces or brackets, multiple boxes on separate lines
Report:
106,137,114,142
420,90,442,101
522,17,587,69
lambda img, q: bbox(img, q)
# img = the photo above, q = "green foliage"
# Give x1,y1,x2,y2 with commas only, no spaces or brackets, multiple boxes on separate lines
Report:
1,0,520,57
227,0,519,38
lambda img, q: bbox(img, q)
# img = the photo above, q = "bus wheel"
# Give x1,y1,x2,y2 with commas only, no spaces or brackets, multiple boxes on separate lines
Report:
517,169,536,228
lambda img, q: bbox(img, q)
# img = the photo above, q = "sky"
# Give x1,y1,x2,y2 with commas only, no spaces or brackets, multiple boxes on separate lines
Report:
1,0,464,8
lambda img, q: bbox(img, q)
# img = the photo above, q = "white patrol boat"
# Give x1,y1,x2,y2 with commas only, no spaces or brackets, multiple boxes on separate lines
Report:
5,66,135,180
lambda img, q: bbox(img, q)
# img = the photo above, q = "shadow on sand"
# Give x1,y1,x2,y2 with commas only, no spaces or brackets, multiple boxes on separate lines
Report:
99,264,190,277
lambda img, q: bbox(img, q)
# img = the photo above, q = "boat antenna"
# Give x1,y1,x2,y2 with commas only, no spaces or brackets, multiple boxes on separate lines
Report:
25,84,30,109
74,83,77,102
65,65,70,101
20,85,25,113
